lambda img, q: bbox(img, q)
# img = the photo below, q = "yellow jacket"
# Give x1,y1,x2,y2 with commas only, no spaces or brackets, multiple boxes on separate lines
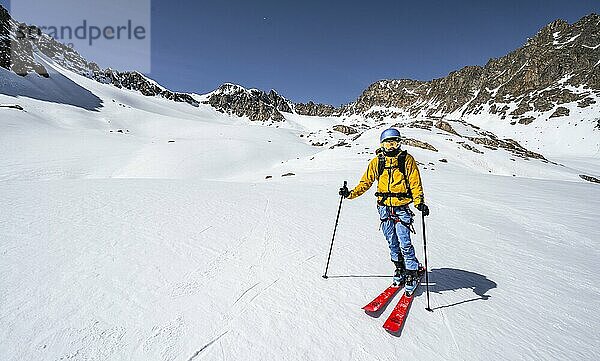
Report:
348,152,424,207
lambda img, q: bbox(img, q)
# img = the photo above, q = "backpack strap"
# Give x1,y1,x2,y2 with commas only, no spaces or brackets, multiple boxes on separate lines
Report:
397,151,407,179
377,149,386,179
397,151,412,198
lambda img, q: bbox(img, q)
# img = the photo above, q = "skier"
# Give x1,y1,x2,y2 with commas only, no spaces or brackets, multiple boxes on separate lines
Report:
339,128,429,294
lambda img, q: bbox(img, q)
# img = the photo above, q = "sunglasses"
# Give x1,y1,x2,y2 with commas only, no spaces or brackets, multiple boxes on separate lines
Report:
382,138,400,148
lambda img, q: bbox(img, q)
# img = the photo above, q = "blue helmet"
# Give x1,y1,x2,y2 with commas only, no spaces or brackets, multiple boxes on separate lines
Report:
380,128,401,143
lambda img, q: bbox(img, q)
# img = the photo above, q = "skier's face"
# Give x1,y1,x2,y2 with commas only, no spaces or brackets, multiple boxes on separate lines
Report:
381,138,400,152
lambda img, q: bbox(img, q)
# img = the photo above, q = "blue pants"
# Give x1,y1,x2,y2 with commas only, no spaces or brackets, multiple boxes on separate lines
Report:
378,205,419,271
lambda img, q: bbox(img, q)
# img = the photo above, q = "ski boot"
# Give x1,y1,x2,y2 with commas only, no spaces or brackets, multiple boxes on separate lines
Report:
392,260,406,286
404,269,419,296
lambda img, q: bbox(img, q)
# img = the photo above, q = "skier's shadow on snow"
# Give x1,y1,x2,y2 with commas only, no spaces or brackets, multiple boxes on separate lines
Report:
342,268,495,336
329,268,496,312
416,267,497,311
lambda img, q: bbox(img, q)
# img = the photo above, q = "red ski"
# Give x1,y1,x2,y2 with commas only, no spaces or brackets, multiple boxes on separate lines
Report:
362,284,402,313
382,272,425,333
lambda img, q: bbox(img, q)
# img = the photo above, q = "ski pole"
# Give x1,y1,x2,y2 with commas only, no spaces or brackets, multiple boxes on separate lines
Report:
422,211,433,311
323,181,346,279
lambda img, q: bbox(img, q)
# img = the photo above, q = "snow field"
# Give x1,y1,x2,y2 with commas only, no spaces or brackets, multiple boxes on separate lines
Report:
1,54,600,360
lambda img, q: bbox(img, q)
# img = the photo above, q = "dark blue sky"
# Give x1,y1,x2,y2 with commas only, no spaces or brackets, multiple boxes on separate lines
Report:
3,0,598,105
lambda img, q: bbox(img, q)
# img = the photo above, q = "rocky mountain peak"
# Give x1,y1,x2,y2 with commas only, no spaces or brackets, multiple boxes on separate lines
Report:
204,83,338,121
343,13,599,126
544,18,570,33
0,5,49,77
204,83,292,122
0,5,198,107
293,101,337,117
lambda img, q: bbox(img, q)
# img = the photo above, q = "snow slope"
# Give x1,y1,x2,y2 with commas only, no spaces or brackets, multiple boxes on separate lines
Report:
1,57,600,361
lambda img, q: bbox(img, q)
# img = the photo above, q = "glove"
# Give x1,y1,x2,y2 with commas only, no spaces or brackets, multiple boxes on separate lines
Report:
339,186,350,198
416,203,430,216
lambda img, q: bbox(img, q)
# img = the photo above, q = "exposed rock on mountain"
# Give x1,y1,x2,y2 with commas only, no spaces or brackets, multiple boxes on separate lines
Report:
203,83,291,122
97,70,198,106
458,141,484,154
384,119,547,160
343,14,600,125
435,120,460,136
393,120,433,130
0,6,48,77
294,101,336,117
332,125,357,135
0,103,24,110
549,106,570,118
0,5,198,107
203,86,342,121
467,135,546,160
401,137,438,152
580,174,600,183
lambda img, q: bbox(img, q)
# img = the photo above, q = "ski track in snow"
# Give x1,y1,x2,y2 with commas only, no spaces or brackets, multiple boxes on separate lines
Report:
232,282,261,306
186,331,228,361
438,307,461,354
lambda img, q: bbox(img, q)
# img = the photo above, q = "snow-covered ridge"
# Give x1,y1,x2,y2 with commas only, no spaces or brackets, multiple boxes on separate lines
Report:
0,5,198,107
